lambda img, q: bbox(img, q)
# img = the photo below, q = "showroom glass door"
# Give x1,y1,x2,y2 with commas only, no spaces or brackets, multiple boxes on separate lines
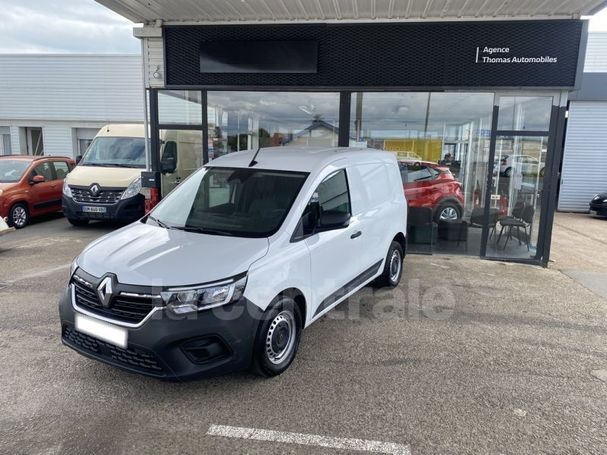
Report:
482,95,554,260
157,90,204,196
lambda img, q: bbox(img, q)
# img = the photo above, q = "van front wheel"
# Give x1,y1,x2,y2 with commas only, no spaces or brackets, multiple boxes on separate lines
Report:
251,297,302,377
374,241,404,288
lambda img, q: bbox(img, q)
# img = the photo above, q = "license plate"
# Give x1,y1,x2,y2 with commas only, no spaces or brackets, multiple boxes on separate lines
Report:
82,206,107,213
75,313,127,348
590,210,598,216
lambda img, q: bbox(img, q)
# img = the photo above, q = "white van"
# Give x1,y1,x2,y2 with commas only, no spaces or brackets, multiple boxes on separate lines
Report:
62,124,202,225
59,146,408,379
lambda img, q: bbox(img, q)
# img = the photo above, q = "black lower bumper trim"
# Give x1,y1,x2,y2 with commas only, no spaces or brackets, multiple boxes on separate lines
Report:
58,287,263,380
62,324,166,377
62,194,145,223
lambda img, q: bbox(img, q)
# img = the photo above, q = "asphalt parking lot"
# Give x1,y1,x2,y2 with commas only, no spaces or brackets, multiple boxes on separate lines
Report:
1,213,607,454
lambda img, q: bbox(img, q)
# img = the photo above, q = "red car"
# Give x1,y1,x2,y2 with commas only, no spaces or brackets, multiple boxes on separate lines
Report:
0,155,75,228
399,160,465,221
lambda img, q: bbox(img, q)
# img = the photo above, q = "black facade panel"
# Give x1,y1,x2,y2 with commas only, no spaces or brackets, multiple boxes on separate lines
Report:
164,20,583,89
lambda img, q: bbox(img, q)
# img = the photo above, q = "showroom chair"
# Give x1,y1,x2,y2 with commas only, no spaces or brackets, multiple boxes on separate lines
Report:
469,207,499,239
498,205,535,251
498,201,525,224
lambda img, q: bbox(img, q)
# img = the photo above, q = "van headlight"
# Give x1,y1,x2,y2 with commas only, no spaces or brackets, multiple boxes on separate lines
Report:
120,177,142,200
63,181,73,198
161,275,247,314
70,257,79,278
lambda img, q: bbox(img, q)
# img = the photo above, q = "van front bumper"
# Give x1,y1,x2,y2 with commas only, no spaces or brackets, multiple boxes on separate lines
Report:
62,194,145,223
58,287,262,380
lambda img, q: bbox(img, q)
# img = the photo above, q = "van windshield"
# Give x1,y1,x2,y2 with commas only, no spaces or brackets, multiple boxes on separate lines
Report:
148,167,309,238
0,160,30,183
80,137,146,168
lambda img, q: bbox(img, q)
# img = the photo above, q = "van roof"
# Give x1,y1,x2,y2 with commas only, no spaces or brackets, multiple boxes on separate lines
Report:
96,124,145,138
207,146,396,173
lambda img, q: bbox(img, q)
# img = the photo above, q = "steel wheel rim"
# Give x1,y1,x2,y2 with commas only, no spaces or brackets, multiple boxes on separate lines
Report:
439,207,458,221
12,206,27,227
266,310,296,365
389,249,402,283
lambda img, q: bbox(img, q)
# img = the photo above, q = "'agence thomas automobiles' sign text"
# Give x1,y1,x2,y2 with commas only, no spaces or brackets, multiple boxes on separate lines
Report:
475,46,558,64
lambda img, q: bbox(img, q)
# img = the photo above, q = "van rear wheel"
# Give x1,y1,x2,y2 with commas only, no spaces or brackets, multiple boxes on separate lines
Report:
373,241,404,288
251,296,302,377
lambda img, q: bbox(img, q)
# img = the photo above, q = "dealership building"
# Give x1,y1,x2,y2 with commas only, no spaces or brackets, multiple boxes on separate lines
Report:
4,0,607,265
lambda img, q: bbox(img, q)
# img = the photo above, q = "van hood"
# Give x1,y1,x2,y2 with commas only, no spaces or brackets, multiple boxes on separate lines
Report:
0,182,17,191
66,165,142,188
78,221,270,287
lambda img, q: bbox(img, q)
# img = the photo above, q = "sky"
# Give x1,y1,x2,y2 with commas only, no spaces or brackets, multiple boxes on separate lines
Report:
0,0,606,54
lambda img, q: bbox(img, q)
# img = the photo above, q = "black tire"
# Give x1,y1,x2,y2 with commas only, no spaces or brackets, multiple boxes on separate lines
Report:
8,203,29,229
251,296,302,377
374,240,404,288
67,218,90,227
435,202,461,222
504,167,512,177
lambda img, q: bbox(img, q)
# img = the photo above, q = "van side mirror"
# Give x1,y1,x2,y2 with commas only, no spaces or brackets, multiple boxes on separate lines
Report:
75,155,82,164
30,175,45,185
318,210,350,231
160,142,178,174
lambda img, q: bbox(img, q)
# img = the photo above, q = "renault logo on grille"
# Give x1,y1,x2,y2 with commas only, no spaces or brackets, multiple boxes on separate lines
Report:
97,275,116,308
90,184,101,197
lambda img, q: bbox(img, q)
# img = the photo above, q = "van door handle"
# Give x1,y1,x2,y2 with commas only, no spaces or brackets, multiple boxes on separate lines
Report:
350,231,362,239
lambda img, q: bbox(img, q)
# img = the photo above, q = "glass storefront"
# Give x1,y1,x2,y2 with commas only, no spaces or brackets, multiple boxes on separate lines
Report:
485,95,553,260
153,89,558,263
207,92,340,160
351,92,494,255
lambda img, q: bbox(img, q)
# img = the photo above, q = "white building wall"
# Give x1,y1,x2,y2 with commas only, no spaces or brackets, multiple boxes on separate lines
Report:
584,32,607,72
0,55,144,122
42,125,75,157
559,101,607,212
9,126,22,154
0,55,144,157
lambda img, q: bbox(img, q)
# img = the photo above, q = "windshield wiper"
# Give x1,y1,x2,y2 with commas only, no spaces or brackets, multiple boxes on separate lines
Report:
176,225,236,237
148,215,173,230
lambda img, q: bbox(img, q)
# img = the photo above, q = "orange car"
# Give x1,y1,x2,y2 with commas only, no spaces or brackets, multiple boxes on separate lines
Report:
0,155,75,228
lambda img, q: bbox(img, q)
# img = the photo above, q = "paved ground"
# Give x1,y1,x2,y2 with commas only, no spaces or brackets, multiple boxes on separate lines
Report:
550,212,607,299
1,213,606,454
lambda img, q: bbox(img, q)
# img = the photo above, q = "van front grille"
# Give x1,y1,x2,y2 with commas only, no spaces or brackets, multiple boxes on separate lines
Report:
72,280,156,324
71,187,123,204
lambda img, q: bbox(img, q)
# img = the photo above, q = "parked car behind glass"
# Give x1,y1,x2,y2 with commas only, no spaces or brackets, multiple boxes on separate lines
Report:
0,155,75,228
399,160,465,221
590,191,607,217
495,154,545,177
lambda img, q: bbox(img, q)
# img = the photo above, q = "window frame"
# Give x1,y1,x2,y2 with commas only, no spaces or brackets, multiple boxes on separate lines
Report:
51,160,71,181
31,161,55,182
292,168,352,242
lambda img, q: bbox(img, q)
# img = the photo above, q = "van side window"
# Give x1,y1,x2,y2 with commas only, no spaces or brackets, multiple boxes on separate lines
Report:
317,170,351,216
295,169,351,239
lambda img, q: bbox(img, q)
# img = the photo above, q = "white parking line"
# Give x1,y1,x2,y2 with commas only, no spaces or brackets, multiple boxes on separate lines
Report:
207,424,411,455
